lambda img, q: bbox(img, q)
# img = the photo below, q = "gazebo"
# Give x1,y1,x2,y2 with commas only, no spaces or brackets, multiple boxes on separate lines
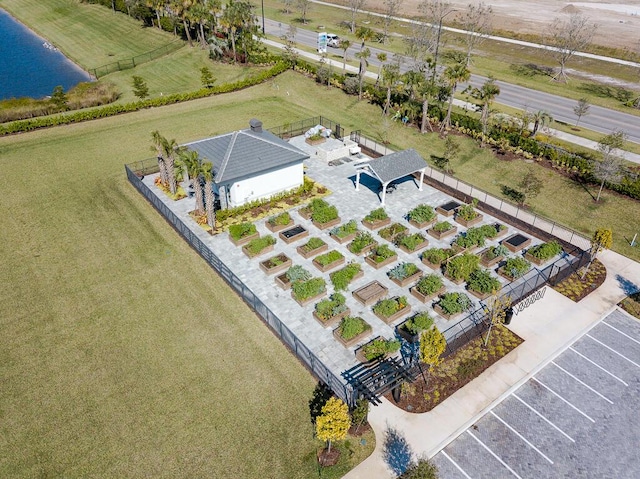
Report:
354,149,427,205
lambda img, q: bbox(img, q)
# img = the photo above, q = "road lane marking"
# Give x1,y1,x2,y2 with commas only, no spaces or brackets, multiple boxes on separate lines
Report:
512,393,575,442
551,361,613,404
490,411,554,464
467,430,523,479
441,450,473,479
531,377,595,423
586,334,640,369
568,347,628,386
602,321,640,346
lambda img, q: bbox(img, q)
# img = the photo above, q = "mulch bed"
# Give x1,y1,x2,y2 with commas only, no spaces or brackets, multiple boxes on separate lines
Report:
619,292,640,320
552,259,607,302
384,325,523,413
317,447,340,466
348,422,371,437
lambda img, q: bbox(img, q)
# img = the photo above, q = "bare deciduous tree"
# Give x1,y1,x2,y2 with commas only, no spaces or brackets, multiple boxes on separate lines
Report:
546,14,597,82
573,97,590,126
297,0,311,24
382,0,403,44
280,24,298,68
593,130,627,202
418,0,455,82
459,2,493,66
347,0,367,33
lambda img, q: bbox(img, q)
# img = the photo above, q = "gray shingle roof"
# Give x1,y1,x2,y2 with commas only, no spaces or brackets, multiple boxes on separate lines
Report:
365,148,426,184
184,129,309,183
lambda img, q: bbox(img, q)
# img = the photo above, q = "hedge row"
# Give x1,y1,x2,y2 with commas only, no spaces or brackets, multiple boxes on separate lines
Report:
0,61,289,136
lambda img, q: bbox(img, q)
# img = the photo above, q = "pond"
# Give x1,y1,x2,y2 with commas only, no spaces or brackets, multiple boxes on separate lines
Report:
0,9,91,100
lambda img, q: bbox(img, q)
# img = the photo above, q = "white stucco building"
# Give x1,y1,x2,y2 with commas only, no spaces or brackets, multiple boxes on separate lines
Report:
185,119,309,209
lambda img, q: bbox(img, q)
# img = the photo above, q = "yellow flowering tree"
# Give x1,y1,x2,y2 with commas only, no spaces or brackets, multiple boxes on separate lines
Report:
315,397,351,454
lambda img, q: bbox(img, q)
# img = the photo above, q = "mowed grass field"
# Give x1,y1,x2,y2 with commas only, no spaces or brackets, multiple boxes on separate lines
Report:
0,73,381,478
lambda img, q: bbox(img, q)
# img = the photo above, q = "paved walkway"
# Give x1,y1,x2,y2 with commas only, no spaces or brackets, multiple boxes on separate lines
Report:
343,249,640,478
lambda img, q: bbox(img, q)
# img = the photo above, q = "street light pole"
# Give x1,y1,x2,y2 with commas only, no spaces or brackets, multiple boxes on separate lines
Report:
261,0,265,34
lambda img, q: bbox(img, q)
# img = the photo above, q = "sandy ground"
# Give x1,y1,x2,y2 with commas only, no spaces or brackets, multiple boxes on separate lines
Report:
363,0,640,51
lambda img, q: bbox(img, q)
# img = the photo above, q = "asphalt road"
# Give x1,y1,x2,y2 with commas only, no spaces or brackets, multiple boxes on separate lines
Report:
265,19,640,145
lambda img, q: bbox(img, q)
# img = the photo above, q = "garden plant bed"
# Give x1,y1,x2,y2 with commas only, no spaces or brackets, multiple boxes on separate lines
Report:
479,247,505,268
385,325,523,413
279,225,309,244
553,259,607,302
354,336,400,363
349,241,377,256
365,252,398,270
313,251,346,273
353,281,389,306
502,233,532,253
242,242,274,259
398,236,429,254
312,216,342,231
410,285,446,303
333,317,373,347
362,217,391,230
492,223,508,238
427,224,457,240
434,303,463,321
291,289,327,307
275,272,292,290
296,238,328,258
229,230,258,247
409,218,436,229
435,201,461,217
313,308,351,328
389,268,423,288
455,213,483,228
259,254,292,275
331,231,357,244
468,288,492,301
265,214,293,233
373,297,412,325
378,223,408,243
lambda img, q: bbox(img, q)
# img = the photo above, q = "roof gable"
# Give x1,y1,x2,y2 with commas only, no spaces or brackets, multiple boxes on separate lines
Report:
365,149,427,184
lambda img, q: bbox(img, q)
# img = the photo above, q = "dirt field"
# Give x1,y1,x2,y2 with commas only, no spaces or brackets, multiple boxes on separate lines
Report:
363,0,640,51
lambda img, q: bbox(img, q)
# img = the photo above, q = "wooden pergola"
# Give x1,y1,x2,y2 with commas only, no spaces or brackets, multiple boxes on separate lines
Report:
354,149,427,205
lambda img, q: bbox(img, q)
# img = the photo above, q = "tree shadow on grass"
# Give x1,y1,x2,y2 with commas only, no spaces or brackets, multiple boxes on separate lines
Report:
309,382,333,426
382,426,414,476
616,274,640,296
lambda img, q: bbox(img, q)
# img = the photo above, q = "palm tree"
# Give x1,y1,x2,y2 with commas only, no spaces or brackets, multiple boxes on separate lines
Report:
339,39,351,73
151,130,168,186
179,149,205,214
471,77,500,140
381,63,401,116
531,110,553,135
162,137,179,195
441,62,470,132
355,47,370,100
355,26,375,50
375,52,387,86
170,0,194,47
201,162,216,230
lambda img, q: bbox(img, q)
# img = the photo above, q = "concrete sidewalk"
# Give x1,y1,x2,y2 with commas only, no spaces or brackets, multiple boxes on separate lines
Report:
343,249,640,478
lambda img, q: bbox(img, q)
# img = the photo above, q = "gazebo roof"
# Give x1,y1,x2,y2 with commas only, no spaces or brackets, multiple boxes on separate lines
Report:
363,148,426,184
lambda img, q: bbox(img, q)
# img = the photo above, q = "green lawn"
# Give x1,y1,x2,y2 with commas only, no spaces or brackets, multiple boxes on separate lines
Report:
0,73,378,478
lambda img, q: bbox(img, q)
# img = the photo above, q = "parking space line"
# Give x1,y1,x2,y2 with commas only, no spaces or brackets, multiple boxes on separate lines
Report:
586,334,640,369
467,430,523,479
531,377,595,423
551,361,614,404
489,411,554,464
602,321,640,346
568,347,629,386
512,393,575,442
440,450,473,479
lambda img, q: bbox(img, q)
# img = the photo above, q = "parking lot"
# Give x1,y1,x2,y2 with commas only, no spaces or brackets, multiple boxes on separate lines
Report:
432,308,640,479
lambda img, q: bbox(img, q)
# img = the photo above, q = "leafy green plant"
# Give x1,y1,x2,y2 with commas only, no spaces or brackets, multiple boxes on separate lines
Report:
245,235,276,255
229,222,257,241
362,337,401,360
454,224,499,249
403,312,434,335
350,398,369,426
330,220,358,238
438,292,472,315
268,211,291,226
373,296,408,318
285,265,311,283
315,293,348,320
364,208,388,222
338,316,369,340
388,262,420,281
407,204,436,224
315,250,344,266
368,244,396,263
312,203,339,224
433,221,453,233
422,248,453,265
527,241,563,260
292,277,327,301
503,257,531,279
330,263,362,291
398,232,427,251
379,223,408,240
444,253,480,281
300,237,325,253
484,245,509,261
468,269,501,294
414,274,444,296
457,199,479,221
349,231,376,253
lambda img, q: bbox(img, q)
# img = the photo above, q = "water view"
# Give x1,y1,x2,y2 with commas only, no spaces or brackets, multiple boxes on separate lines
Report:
0,9,91,100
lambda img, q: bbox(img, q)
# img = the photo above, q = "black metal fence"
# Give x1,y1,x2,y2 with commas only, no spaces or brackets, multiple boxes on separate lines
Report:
268,116,344,140
89,41,184,79
125,164,353,405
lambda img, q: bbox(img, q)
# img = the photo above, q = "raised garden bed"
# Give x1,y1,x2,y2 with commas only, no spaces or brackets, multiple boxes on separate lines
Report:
428,221,457,240
421,248,454,270
353,281,389,306
525,241,563,265
313,293,351,328
397,312,434,343
329,220,359,244
502,233,532,253
466,268,501,300
435,200,461,217
313,216,342,231
491,222,508,238
259,253,292,275
362,208,391,230
397,233,429,254
355,336,401,363
276,265,312,290
305,135,326,146
296,237,328,258
479,245,509,268
498,257,531,281
333,316,372,348
454,200,483,227
365,245,398,270
313,250,346,272
455,213,483,228
407,204,437,229
265,212,293,232
242,235,276,258
330,263,364,291
443,253,480,285
410,274,446,303
388,262,423,288
279,225,309,244
379,223,408,243
291,277,327,307
373,296,411,324
434,292,472,321
228,222,258,246
348,231,378,256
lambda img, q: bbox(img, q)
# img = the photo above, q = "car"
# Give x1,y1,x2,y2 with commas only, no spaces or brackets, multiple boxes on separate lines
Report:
326,33,340,48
